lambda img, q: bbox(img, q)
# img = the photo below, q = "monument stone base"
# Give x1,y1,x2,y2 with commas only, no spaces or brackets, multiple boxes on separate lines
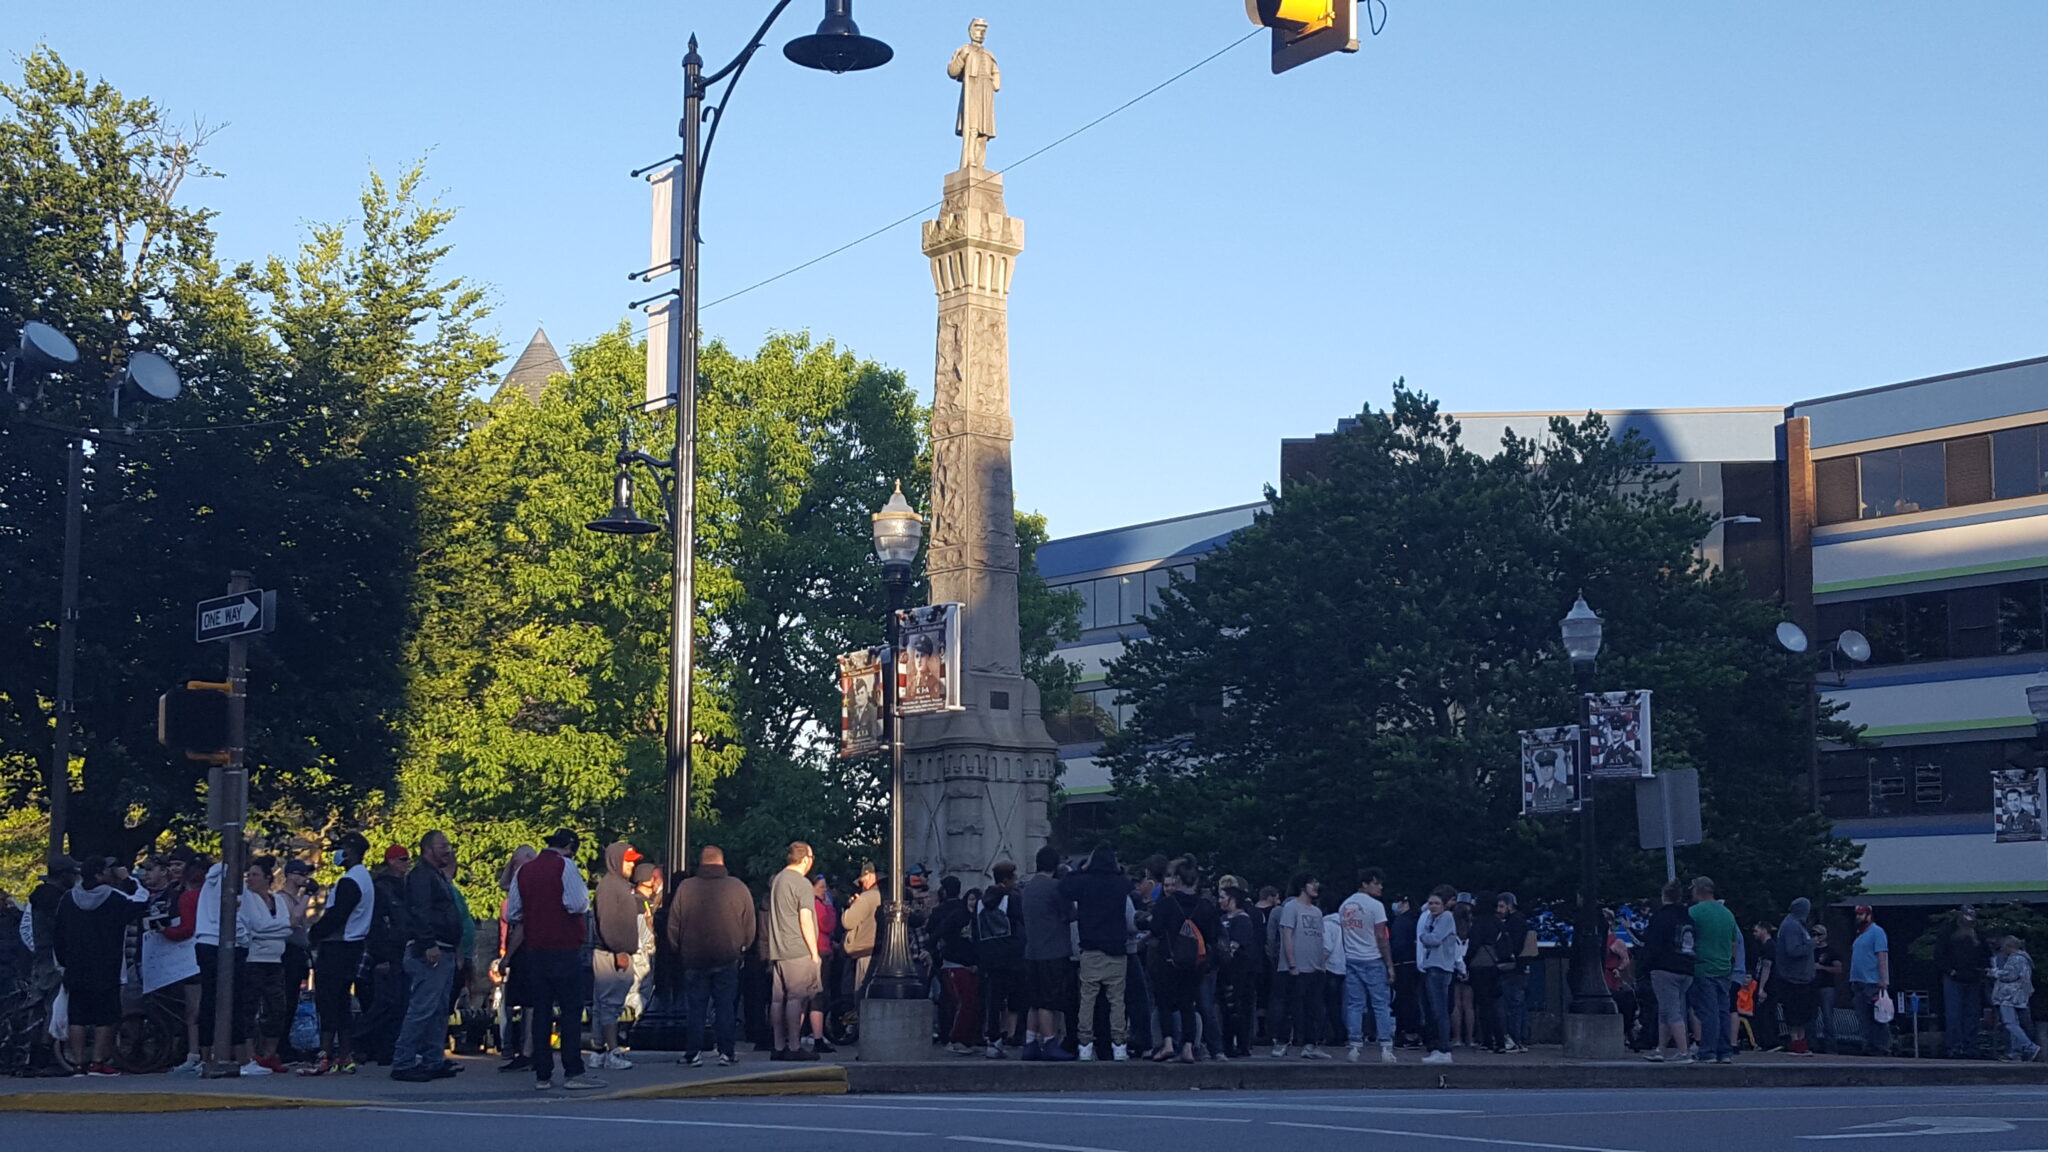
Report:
1561,1012,1626,1060
857,995,932,1062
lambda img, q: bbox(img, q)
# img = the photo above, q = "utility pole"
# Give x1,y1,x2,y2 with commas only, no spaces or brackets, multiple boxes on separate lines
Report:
202,569,253,1078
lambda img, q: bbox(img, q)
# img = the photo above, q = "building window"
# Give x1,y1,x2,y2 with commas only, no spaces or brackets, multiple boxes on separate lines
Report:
1820,741,2002,820
1859,442,1946,518
1820,577,2048,667
1051,563,1200,634
1994,425,2048,501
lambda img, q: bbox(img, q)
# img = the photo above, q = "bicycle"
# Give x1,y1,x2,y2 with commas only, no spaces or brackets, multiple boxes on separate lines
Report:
114,986,189,1075
0,978,74,1078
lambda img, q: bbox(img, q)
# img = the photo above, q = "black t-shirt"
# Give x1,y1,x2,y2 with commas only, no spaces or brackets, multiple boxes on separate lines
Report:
1644,903,1696,976
1813,944,1843,983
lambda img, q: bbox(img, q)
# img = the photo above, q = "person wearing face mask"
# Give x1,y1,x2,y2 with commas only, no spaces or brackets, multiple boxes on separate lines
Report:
302,833,375,1076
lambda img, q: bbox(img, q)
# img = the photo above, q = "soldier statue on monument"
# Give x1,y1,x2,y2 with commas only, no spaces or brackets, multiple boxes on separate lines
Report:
949,18,999,170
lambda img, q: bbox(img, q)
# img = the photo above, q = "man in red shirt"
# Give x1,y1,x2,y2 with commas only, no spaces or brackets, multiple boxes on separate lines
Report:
506,829,604,1090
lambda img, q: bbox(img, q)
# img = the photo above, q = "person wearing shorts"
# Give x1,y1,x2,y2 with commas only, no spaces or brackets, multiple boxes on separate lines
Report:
1642,879,1697,1063
767,842,822,1061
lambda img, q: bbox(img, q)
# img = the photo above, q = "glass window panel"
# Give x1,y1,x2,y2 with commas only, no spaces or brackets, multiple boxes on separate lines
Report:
1899,442,1946,513
1065,581,1094,632
1950,585,1998,658
1861,597,1906,665
1173,564,1195,584
1116,576,1141,624
2001,581,2048,654
1859,449,1901,519
1143,567,1169,616
1902,592,1949,662
1994,427,2042,501
1092,578,1121,629
1815,601,1864,645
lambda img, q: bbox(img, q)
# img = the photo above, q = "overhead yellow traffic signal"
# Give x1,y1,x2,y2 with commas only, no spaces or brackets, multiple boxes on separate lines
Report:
1245,0,1360,74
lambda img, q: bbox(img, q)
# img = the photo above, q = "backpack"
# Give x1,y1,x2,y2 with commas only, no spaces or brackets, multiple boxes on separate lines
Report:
1171,916,1208,972
976,894,1022,965
1466,923,1499,971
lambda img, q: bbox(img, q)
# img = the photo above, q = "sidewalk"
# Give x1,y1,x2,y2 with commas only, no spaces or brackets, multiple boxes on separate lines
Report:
2,1045,2042,1112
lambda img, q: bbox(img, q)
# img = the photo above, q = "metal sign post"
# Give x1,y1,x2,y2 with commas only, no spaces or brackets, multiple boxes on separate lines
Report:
198,571,259,1077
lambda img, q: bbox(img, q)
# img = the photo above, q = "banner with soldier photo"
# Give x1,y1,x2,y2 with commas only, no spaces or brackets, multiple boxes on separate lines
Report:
896,602,963,715
1585,690,1653,781
1521,726,1582,816
1993,765,2045,843
837,646,886,759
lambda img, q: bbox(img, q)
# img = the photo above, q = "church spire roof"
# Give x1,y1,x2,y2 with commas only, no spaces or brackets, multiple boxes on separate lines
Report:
494,327,567,404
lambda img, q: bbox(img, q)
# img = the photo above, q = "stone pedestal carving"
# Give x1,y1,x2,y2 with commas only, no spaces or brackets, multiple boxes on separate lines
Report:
903,164,1057,888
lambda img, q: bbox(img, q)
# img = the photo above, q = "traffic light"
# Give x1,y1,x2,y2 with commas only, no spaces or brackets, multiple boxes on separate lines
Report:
158,681,231,762
1245,0,1359,74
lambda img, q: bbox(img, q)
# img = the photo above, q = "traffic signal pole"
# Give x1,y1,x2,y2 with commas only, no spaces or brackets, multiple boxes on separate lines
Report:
202,569,252,1078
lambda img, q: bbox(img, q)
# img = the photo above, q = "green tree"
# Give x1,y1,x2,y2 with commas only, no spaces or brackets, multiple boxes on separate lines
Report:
0,50,495,862
1105,384,1861,921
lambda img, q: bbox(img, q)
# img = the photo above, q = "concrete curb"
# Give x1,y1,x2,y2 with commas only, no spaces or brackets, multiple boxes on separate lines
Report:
604,1065,848,1100
842,1059,2048,1094
0,1091,361,1114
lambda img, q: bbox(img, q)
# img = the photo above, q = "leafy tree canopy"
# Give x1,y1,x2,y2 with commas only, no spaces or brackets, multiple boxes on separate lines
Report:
1105,384,1861,923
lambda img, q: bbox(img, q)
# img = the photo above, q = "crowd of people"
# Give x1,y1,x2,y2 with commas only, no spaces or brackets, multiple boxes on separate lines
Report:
2,830,2042,1083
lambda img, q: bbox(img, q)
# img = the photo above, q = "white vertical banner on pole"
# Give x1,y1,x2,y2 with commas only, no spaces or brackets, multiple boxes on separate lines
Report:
648,165,680,275
644,298,676,408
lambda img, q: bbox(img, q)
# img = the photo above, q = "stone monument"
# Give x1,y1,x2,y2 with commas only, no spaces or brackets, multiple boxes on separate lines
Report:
904,19,1057,888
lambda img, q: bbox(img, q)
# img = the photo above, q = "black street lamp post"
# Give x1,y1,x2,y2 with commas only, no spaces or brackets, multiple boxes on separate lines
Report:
866,482,925,1000
1559,594,1618,1017
587,0,890,1045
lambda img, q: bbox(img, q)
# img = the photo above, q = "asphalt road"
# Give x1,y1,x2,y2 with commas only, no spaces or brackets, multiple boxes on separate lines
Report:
18,1085,2048,1151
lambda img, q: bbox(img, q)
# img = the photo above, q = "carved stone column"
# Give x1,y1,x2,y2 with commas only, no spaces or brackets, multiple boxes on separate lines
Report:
903,165,1058,888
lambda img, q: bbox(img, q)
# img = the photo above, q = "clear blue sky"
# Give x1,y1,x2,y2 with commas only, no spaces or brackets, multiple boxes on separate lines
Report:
14,3,2047,538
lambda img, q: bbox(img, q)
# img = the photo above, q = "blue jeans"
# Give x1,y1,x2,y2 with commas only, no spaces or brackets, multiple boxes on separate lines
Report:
1852,981,1890,1056
682,963,739,1059
1688,972,1733,1060
1421,968,1454,1052
1344,959,1395,1046
2000,1004,2038,1058
1943,978,1982,1056
1815,984,1838,1052
391,950,455,1071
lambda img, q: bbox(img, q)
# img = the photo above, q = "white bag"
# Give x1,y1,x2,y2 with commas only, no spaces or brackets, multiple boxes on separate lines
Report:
1872,991,1895,1024
48,986,68,1040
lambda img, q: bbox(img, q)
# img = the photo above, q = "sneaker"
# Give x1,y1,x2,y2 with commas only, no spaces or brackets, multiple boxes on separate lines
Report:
1380,1044,1398,1064
1042,1041,1077,1062
1502,1040,1524,1054
1672,1054,1696,1065
1020,1040,1043,1062
299,1057,333,1077
985,1042,1004,1059
388,1066,433,1082
1111,1043,1129,1061
1716,1055,1733,1065
332,1061,357,1075
562,1075,608,1090
946,1042,972,1056
784,1048,819,1061
770,1049,789,1062
241,1061,275,1077
717,1054,737,1067
259,1054,289,1074
499,1054,532,1073
2031,1047,2045,1063
1788,1039,1811,1056
683,1053,703,1068
813,1038,836,1055
1301,1045,1331,1060
87,1063,120,1077
1422,1051,1453,1065
1688,1045,1700,1060
1270,1043,1289,1059
1214,1051,1231,1063
1644,1051,1666,1062
605,1050,635,1070
534,1079,555,1091
171,1054,204,1076
1077,1043,1096,1061
1347,1042,1363,1063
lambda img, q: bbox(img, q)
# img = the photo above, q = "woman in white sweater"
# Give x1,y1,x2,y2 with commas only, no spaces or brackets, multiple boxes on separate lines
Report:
237,857,296,1074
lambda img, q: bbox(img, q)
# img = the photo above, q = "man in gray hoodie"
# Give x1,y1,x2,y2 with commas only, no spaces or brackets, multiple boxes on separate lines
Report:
1775,898,1818,1056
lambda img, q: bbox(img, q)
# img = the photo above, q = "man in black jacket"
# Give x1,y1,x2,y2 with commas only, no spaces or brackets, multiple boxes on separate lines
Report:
390,832,461,1081
667,845,756,1068
1058,844,1132,1061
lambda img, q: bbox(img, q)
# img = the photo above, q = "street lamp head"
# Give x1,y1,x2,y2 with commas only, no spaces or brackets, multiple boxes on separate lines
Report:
1560,593,1603,673
871,480,923,574
784,0,893,73
587,468,661,536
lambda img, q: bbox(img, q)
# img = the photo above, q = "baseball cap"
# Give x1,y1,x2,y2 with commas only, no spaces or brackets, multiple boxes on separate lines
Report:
283,859,315,876
45,854,80,878
1498,892,1519,909
385,845,410,862
623,847,644,865
1455,891,1474,906
1853,904,1874,917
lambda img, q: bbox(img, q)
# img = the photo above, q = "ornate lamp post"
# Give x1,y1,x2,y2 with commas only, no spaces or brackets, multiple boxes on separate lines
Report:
866,482,925,1001
1559,594,1618,1019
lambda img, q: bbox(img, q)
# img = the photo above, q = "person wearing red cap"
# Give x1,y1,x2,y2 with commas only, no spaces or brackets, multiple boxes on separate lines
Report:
1849,904,1891,1056
357,845,414,1066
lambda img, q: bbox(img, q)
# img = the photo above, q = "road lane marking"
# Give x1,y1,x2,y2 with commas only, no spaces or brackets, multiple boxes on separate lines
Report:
950,1138,1124,1152
1272,1120,1643,1152
713,1100,1254,1122
882,1094,1474,1115
353,1106,927,1136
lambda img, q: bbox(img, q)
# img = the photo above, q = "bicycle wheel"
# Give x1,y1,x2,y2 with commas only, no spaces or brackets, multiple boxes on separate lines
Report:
823,994,860,1046
114,1009,177,1074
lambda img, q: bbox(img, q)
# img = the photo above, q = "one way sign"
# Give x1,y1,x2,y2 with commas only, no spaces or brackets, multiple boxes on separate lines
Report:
195,589,276,643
